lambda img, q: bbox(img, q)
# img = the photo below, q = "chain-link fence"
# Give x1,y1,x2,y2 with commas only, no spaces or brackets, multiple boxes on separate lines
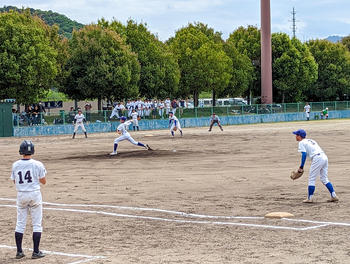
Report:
12,101,350,127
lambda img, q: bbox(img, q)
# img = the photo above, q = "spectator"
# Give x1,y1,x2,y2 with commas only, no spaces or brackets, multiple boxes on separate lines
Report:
158,100,165,118
84,102,92,122
152,100,158,119
171,99,178,115
164,97,171,116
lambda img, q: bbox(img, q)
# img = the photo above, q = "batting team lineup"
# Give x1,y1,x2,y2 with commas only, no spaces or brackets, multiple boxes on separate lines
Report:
8,111,341,261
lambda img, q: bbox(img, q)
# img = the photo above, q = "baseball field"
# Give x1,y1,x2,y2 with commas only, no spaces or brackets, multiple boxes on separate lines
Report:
1,120,350,264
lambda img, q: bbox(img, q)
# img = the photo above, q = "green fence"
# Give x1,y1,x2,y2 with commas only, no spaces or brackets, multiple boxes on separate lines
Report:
13,101,350,127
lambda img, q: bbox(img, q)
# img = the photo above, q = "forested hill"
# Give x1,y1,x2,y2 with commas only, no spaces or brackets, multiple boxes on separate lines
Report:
0,6,84,38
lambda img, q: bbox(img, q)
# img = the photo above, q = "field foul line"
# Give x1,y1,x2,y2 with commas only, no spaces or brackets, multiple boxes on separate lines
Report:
0,244,105,264
0,204,328,231
2,198,350,230
0,197,262,220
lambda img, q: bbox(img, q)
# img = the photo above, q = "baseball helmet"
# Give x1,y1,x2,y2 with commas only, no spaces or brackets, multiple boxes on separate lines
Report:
19,140,35,155
120,116,127,121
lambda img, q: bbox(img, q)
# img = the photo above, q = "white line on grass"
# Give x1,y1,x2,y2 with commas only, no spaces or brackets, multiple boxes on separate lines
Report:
0,244,105,264
0,204,323,231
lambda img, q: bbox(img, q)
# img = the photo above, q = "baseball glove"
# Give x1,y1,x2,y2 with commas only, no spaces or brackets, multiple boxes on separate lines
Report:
173,126,177,131
290,169,304,180
137,116,141,120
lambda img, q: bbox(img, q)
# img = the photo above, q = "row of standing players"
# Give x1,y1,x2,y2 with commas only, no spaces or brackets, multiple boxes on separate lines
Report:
109,98,187,120
10,119,338,260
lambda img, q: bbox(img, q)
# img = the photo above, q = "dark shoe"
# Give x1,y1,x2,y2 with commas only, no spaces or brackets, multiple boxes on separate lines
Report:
16,252,25,259
32,251,45,259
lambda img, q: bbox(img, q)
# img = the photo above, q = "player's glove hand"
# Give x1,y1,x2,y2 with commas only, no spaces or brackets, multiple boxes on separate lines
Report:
290,168,304,180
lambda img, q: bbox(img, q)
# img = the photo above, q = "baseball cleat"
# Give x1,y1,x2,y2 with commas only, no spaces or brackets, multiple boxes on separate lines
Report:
327,196,339,202
145,144,152,150
16,252,25,259
32,251,45,259
303,198,314,203
109,151,117,156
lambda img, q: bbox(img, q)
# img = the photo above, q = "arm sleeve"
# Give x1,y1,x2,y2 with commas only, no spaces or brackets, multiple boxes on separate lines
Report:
169,119,172,125
10,164,16,180
174,120,177,126
300,152,307,169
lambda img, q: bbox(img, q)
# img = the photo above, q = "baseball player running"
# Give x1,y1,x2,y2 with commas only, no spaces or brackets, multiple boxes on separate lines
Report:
72,110,87,139
11,140,46,259
293,129,339,203
110,116,151,155
208,113,223,132
169,112,183,137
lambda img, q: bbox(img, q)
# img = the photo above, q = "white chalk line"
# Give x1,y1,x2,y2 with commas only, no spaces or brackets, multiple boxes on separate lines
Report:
0,244,105,264
0,197,262,220
0,204,327,231
2,197,350,230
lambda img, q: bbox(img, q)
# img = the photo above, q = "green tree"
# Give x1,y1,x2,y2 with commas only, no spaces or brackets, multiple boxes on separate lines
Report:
227,26,261,102
62,25,140,109
0,10,58,104
307,39,350,101
99,19,180,99
0,6,84,39
341,35,350,51
272,33,317,102
169,23,232,106
223,41,254,98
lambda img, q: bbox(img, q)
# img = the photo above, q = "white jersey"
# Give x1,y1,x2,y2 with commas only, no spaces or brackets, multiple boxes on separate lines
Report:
158,102,164,109
304,105,311,113
298,138,324,159
165,99,171,108
117,120,132,136
169,115,179,125
75,113,85,123
11,159,46,192
131,112,138,121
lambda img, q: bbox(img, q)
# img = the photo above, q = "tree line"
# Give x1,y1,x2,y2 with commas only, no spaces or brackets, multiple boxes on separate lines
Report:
1,10,350,108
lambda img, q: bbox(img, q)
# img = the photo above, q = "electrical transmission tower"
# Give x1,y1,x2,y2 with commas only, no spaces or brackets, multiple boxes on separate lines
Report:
291,7,297,38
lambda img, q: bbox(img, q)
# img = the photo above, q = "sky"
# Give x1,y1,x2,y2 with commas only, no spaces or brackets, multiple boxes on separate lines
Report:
1,0,350,41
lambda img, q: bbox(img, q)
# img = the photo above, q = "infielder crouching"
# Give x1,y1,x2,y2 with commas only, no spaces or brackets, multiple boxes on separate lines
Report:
11,140,46,259
110,116,151,155
293,129,339,203
72,110,87,139
169,112,183,137
208,113,223,132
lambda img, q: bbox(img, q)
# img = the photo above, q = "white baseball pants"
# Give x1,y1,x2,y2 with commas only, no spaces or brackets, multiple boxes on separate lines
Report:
114,134,138,145
16,191,43,233
308,153,329,186
74,122,86,132
170,122,182,132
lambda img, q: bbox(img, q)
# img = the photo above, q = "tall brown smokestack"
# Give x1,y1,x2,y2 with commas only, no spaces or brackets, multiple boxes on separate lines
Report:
260,0,273,104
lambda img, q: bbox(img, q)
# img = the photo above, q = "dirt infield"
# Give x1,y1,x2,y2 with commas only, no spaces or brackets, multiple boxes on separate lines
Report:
1,120,350,264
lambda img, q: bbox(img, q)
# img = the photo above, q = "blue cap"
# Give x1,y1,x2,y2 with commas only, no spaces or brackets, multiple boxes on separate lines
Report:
120,116,127,121
292,129,306,138
169,111,173,114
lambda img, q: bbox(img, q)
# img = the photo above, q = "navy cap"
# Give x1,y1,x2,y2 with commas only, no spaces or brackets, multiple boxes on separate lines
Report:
120,116,127,121
292,129,306,138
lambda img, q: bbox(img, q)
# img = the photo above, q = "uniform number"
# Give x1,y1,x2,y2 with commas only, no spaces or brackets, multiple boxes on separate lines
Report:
18,171,32,184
